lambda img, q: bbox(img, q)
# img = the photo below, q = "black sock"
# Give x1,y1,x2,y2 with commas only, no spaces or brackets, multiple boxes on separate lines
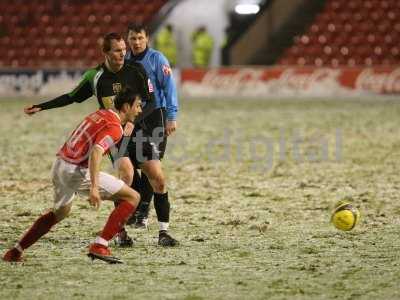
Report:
125,169,143,224
154,192,170,223
131,168,142,192
135,172,153,219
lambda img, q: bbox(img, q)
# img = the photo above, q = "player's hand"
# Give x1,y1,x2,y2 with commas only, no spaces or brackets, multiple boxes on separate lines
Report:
123,121,135,136
165,120,177,136
89,187,101,210
24,105,41,115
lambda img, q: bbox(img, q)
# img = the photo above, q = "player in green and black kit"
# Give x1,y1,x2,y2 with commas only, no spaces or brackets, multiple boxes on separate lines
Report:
24,32,177,247
25,33,153,121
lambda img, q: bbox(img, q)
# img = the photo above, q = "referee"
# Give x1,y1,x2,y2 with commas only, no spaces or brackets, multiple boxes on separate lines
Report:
125,23,179,247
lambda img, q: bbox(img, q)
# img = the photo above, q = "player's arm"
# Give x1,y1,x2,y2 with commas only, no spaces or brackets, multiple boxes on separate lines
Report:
156,53,179,135
89,125,123,208
88,145,104,210
24,94,75,115
24,69,96,115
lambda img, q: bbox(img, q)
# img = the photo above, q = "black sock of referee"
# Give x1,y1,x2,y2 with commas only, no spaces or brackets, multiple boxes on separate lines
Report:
154,192,170,232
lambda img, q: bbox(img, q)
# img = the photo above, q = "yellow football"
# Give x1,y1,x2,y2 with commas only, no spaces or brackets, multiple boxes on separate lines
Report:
331,202,360,231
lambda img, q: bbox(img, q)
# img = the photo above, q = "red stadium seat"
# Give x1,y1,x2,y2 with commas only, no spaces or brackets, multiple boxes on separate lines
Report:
278,0,400,66
390,46,400,57
0,0,168,68
287,45,301,56
347,58,357,67
378,21,391,34
91,26,102,36
317,34,328,45
314,57,325,67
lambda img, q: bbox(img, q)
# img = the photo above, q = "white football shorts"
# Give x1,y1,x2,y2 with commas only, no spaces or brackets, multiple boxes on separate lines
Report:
51,157,124,209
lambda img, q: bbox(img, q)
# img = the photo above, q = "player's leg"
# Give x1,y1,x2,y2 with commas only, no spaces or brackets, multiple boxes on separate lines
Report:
126,168,141,225
92,184,139,247
131,108,167,228
113,156,136,246
126,168,153,228
2,204,72,262
81,172,140,260
124,127,152,228
3,158,75,262
112,127,135,186
133,171,154,228
141,160,178,247
116,157,134,186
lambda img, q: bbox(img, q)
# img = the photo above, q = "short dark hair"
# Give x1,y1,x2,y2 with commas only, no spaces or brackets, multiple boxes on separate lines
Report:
114,87,141,110
127,23,149,36
102,32,123,52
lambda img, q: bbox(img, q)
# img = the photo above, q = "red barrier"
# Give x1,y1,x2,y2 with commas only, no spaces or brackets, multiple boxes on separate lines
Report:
181,67,400,97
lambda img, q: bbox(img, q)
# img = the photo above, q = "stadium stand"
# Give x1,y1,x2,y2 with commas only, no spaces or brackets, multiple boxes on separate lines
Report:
0,0,167,68
278,0,400,66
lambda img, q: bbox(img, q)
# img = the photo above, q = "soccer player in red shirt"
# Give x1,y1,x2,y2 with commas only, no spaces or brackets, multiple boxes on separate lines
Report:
3,88,142,264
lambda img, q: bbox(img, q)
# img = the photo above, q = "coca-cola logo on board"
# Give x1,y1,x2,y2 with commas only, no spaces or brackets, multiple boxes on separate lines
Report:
201,69,264,89
355,68,400,94
280,68,340,90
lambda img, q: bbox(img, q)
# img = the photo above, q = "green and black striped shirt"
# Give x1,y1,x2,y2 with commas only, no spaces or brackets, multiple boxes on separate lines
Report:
35,61,154,123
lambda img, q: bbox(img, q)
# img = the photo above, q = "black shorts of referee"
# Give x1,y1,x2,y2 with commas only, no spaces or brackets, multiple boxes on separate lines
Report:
125,108,167,168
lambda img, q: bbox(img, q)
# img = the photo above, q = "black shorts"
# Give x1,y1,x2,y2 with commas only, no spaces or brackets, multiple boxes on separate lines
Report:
119,108,167,168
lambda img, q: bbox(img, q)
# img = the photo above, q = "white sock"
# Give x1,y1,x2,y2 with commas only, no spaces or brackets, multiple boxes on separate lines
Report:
159,222,169,231
94,236,108,247
14,243,23,253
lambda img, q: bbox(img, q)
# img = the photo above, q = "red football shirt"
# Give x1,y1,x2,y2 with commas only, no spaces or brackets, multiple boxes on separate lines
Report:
58,109,123,167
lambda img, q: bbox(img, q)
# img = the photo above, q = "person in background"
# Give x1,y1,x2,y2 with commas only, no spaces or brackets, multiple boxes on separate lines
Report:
191,26,214,68
154,24,177,68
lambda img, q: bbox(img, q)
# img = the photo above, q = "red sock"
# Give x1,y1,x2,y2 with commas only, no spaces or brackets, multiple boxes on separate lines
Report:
100,201,135,241
19,211,58,250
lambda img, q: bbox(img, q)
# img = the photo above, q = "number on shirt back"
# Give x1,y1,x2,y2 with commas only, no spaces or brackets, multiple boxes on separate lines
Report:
68,120,91,149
